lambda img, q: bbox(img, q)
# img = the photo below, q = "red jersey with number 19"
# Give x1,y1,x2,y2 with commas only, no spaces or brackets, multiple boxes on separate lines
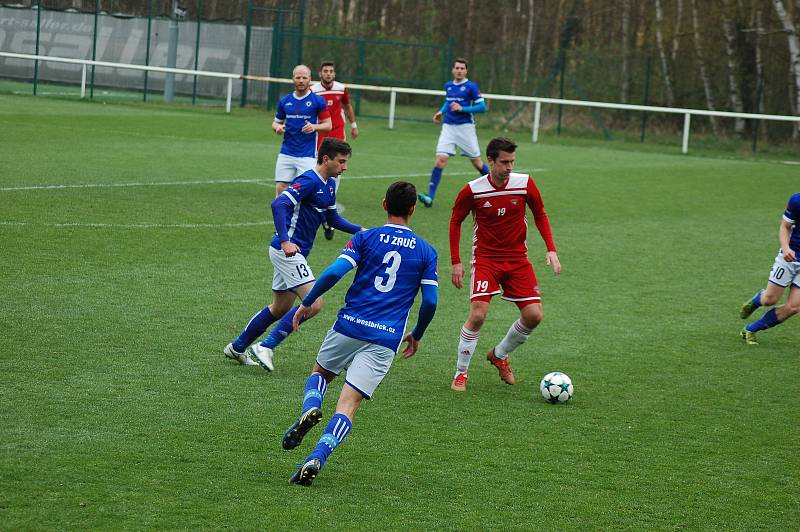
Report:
449,173,556,265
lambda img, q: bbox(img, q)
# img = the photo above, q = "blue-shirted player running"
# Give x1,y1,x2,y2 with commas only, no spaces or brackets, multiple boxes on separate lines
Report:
282,181,438,487
418,58,490,208
272,64,331,198
739,192,800,344
223,139,364,370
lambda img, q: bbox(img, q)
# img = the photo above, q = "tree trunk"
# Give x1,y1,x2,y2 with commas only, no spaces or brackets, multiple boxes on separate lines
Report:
773,0,800,137
523,0,535,83
621,0,631,103
722,0,745,135
654,0,676,106
754,8,767,136
670,0,683,63
690,0,720,134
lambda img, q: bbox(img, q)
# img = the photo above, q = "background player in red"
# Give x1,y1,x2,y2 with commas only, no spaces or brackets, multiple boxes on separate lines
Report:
448,137,561,392
312,61,359,240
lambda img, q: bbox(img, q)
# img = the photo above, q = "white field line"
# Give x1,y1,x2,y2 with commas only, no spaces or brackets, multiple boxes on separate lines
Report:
0,221,273,229
0,170,548,192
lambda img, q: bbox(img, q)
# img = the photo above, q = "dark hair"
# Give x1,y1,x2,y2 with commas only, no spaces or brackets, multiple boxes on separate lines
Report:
385,181,417,217
317,138,351,163
453,58,468,69
486,137,517,160
319,61,335,70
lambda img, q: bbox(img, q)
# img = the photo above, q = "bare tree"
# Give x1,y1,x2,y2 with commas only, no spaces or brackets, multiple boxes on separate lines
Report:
773,0,800,135
523,0,535,83
670,0,684,63
690,0,720,134
654,0,676,106
722,0,745,134
621,0,631,102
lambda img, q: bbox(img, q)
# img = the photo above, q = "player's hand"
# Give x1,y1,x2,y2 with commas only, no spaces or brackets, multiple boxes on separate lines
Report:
451,263,465,289
281,241,300,257
433,111,443,124
545,251,561,275
449,102,463,112
401,333,419,359
784,248,797,262
273,123,285,135
292,304,312,332
301,120,315,134
350,126,359,139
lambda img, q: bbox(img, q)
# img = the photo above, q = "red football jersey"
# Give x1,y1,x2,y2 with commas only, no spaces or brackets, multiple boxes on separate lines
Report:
311,81,350,143
449,172,556,265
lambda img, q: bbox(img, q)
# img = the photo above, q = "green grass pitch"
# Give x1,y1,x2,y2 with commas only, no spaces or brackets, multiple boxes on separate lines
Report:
1,93,798,529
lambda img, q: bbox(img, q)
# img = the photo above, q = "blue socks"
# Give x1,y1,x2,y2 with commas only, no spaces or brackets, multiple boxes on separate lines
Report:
261,305,311,350
480,163,489,175
302,372,327,415
750,289,764,310
428,167,443,198
307,413,352,467
232,306,276,352
746,308,781,332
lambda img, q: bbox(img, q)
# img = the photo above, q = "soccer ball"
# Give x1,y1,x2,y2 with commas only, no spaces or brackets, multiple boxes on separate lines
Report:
539,371,573,404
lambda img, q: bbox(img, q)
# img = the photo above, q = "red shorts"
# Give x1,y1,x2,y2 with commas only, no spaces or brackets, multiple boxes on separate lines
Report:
316,127,346,148
470,257,540,308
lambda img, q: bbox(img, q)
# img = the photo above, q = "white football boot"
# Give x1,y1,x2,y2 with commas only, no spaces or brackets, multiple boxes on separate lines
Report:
246,344,274,372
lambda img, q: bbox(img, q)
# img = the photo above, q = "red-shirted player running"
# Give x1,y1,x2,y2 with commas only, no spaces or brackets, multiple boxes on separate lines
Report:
449,137,561,392
312,61,359,240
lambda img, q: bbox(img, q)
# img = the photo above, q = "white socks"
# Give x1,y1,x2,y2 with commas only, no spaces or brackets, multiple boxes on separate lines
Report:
494,319,533,359
456,326,480,375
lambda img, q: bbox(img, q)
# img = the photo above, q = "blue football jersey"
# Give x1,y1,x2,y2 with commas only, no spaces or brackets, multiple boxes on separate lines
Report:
270,169,337,257
333,224,439,351
275,91,329,158
443,79,484,125
784,192,800,255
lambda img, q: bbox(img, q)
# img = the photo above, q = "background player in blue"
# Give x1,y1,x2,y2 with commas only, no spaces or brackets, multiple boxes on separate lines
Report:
739,192,800,345
418,58,490,208
223,139,364,370
281,181,438,487
273,64,331,198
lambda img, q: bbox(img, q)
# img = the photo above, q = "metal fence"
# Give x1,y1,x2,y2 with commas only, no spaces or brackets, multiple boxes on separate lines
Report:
6,50,800,156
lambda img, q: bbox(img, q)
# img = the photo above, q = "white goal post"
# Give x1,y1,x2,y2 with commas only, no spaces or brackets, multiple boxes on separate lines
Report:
3,51,800,154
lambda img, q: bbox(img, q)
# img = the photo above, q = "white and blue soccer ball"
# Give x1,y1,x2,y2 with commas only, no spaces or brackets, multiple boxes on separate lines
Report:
540,371,573,404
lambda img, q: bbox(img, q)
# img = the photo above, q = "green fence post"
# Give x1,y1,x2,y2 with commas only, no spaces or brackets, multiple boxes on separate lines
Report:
752,72,764,153
33,0,41,95
90,0,99,99
192,0,202,105
268,7,285,110
355,38,365,115
240,0,252,107
445,36,454,82
640,55,651,142
143,0,151,102
557,50,565,135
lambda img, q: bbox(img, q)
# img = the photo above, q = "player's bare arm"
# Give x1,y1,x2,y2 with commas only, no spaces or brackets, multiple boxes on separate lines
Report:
281,240,300,257
302,117,332,134
779,220,796,262
401,333,419,359
449,102,463,112
273,119,285,135
545,251,562,275
345,104,359,139
451,263,465,289
433,111,443,123
292,303,312,331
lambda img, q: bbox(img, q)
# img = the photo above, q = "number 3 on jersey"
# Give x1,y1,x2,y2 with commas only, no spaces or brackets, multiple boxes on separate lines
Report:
374,251,402,292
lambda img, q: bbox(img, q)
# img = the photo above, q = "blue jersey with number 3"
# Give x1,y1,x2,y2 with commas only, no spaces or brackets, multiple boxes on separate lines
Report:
333,224,438,351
